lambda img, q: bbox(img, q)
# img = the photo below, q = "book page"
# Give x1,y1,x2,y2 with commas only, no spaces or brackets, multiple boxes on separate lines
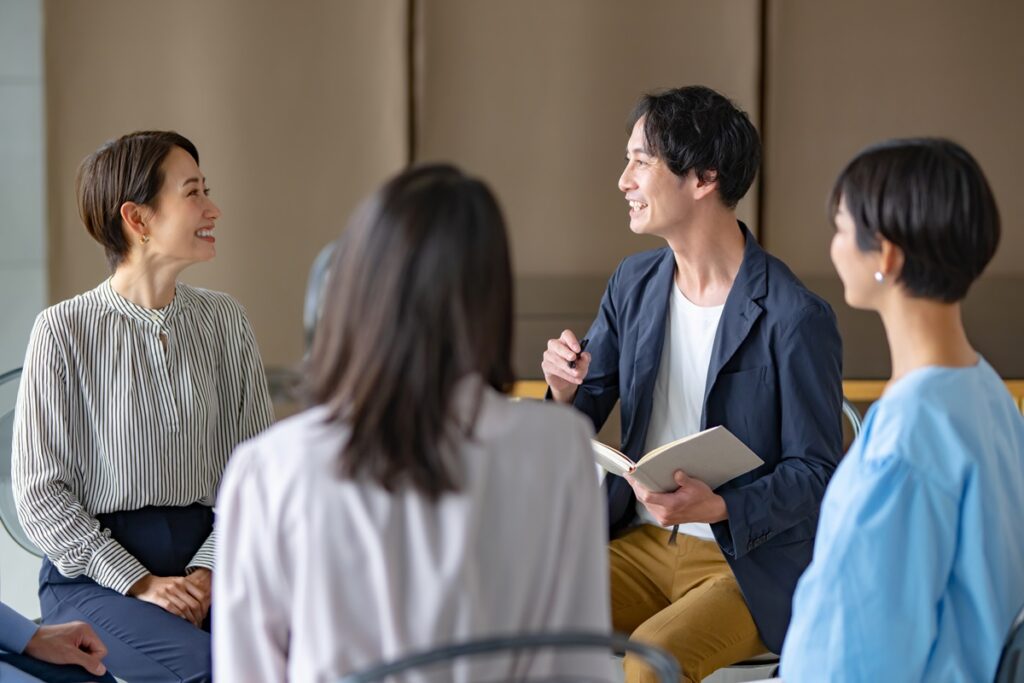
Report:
639,428,705,463
591,440,633,477
632,426,763,492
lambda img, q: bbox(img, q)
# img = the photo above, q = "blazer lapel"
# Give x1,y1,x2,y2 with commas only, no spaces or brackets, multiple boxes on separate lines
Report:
701,224,767,428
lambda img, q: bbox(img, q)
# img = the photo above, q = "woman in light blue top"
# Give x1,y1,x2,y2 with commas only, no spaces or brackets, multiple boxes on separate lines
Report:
781,138,1024,682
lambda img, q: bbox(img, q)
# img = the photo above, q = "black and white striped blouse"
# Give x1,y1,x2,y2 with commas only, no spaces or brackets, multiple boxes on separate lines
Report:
12,278,274,594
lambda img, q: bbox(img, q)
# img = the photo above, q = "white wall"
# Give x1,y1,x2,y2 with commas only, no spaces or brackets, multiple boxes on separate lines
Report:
0,0,46,619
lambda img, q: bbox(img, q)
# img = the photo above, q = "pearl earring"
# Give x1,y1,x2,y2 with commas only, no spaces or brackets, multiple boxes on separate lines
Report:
874,271,884,283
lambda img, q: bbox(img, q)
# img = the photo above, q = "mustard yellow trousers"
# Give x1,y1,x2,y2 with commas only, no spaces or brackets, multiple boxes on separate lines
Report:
610,525,768,683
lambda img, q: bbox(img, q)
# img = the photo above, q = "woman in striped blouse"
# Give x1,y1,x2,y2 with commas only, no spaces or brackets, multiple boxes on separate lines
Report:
12,131,274,682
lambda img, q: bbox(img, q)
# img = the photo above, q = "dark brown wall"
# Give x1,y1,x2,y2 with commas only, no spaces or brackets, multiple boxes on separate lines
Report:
414,1,762,378
46,0,408,370
44,0,1024,381
763,0,1024,377
416,1,762,277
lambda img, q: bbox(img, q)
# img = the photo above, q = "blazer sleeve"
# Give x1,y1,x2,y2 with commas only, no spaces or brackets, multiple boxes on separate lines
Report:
568,266,623,434
717,302,843,558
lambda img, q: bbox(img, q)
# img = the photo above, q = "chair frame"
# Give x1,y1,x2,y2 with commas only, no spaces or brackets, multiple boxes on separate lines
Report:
842,396,863,439
995,602,1024,683
727,396,863,673
0,367,42,557
337,631,679,683
0,368,20,385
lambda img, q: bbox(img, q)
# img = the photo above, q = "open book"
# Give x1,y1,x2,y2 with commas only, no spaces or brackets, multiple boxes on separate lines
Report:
592,426,763,493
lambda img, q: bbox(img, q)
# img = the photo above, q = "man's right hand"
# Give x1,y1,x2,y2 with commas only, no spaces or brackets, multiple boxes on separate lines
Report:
128,574,206,627
24,621,108,677
541,329,591,404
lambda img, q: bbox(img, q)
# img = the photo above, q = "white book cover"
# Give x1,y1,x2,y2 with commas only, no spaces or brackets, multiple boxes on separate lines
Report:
591,425,763,493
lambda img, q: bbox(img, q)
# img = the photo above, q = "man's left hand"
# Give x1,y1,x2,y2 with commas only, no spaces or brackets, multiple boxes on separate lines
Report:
627,470,729,526
24,622,109,677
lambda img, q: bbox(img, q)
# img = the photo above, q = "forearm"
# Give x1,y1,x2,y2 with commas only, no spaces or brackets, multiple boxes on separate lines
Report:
550,385,578,404
565,274,621,431
188,530,216,572
16,480,149,593
86,538,151,594
704,494,728,523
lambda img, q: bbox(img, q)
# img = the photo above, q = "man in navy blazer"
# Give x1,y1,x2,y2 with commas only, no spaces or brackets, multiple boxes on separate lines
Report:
543,86,843,682
0,601,113,682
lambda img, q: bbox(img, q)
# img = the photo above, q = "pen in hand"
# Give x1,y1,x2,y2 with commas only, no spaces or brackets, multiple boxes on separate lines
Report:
569,337,589,369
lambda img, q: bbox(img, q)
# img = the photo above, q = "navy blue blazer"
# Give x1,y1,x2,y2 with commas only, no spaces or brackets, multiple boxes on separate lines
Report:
572,223,843,653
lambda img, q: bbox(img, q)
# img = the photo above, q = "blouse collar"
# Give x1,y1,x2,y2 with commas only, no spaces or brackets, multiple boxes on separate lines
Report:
98,277,186,328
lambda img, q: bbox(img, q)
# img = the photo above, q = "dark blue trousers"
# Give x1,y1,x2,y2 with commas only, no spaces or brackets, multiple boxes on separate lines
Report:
0,651,117,682
38,505,214,683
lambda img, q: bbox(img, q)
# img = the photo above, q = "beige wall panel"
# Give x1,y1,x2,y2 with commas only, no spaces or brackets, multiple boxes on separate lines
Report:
45,0,407,369
416,0,763,278
764,0,1024,277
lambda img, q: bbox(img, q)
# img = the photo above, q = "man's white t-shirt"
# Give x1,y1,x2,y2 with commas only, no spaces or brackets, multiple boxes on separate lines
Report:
636,283,724,539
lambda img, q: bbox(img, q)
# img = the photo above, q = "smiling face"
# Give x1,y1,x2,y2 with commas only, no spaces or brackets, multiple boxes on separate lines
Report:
831,197,883,310
617,116,693,238
140,145,221,266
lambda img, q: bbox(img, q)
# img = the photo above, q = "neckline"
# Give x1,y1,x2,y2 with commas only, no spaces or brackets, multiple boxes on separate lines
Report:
99,277,183,327
883,355,986,399
672,283,725,312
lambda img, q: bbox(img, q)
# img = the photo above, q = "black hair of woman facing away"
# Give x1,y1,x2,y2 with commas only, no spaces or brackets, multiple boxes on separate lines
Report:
213,163,614,683
308,163,516,499
781,138,1024,683
12,131,274,683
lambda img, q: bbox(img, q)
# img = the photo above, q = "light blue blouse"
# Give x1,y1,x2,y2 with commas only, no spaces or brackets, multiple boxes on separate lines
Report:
781,358,1024,682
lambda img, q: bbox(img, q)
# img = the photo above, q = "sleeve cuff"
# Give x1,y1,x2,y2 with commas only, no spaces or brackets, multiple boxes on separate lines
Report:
0,602,39,654
716,488,755,559
85,538,150,595
187,531,216,572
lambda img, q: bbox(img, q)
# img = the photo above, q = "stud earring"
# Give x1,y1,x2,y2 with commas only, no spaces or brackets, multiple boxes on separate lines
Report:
874,271,884,283
141,235,150,244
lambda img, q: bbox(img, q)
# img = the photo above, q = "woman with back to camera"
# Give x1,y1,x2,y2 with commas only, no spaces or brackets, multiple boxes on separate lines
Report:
781,138,1024,682
213,164,613,682
13,131,274,682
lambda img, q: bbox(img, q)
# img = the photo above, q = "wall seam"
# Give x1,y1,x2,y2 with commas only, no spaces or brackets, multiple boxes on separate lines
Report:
756,0,770,244
405,0,419,165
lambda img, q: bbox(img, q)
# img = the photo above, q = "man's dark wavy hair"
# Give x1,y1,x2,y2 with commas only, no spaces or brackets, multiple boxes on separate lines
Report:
628,85,760,208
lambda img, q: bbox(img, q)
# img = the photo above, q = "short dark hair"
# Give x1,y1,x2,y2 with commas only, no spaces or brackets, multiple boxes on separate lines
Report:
76,131,199,270
306,163,515,500
628,85,760,208
829,138,1000,303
